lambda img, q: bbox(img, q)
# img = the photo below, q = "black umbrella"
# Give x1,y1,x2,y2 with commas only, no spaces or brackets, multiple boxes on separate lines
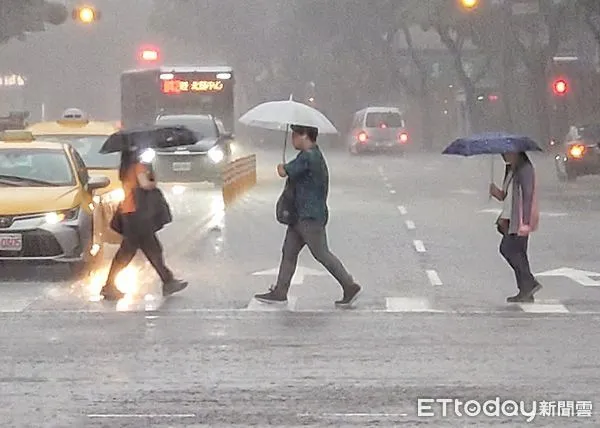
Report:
99,125,197,154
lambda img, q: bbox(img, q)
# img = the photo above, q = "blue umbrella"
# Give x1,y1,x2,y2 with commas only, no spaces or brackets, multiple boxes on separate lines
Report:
442,132,543,156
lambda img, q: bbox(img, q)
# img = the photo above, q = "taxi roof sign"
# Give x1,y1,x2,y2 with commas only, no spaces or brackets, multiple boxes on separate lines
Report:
57,108,90,126
0,130,35,142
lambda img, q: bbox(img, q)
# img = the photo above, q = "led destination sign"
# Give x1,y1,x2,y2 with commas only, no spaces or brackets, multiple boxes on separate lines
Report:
161,79,224,94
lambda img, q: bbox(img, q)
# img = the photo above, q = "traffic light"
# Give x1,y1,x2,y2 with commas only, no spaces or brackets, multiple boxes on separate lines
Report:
72,5,100,23
552,78,568,96
459,0,479,10
139,46,160,63
0,0,68,43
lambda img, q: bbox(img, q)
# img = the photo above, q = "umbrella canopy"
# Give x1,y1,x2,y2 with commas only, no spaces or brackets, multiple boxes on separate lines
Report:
99,125,197,154
442,132,543,156
238,98,338,134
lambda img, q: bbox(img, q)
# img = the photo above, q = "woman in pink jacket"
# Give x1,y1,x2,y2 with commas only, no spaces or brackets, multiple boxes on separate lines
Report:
489,151,541,303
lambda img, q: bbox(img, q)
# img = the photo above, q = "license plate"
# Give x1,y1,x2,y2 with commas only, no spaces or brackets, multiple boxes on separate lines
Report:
0,234,22,251
172,162,192,172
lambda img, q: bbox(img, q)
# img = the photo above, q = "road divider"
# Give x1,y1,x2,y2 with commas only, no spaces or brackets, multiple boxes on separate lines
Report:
222,155,257,206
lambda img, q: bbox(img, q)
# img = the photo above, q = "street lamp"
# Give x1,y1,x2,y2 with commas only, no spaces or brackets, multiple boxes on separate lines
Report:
72,5,100,23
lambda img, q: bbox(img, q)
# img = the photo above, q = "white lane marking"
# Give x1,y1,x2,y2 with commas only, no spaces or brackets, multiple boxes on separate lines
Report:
382,176,389,182
385,297,441,312
88,414,196,418
246,296,298,311
377,166,384,174
405,220,415,230
478,208,568,217
413,240,426,252
298,413,408,418
385,182,392,188
389,189,396,194
452,189,477,195
426,269,442,286
518,303,569,313
397,205,407,215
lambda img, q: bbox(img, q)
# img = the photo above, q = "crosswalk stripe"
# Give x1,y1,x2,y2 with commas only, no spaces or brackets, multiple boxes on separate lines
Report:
518,303,570,313
2,296,599,315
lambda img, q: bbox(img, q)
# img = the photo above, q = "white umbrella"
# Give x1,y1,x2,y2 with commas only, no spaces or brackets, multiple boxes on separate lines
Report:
238,95,338,134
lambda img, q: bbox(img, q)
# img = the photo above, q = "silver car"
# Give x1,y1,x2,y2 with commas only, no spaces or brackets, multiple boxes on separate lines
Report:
347,107,409,155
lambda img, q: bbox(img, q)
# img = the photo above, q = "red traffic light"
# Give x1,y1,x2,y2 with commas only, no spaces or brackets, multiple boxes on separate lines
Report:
139,46,160,62
553,79,568,95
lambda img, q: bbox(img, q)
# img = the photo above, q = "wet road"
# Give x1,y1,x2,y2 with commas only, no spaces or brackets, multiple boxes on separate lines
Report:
1,145,599,426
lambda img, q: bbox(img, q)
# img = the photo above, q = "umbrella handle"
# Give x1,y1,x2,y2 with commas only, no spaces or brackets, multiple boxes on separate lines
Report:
488,155,494,201
283,124,289,163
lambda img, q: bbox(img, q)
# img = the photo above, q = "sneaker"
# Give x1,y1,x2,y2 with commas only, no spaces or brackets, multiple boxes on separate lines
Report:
163,279,188,297
525,280,543,298
254,286,287,304
507,291,534,303
100,286,124,301
335,283,362,308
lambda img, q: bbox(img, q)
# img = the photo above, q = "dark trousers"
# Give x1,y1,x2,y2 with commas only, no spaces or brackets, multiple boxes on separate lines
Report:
499,234,535,291
105,213,173,287
275,219,354,293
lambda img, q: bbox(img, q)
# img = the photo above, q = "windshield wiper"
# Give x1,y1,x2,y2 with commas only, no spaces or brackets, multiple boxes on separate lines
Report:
0,174,61,187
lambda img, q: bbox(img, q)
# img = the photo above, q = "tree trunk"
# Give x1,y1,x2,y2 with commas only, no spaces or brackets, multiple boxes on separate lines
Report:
419,76,434,150
528,62,551,145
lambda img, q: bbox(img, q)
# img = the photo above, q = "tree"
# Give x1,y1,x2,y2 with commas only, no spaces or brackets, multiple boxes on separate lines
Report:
0,0,67,44
576,0,600,47
148,0,295,110
402,0,492,133
508,0,573,143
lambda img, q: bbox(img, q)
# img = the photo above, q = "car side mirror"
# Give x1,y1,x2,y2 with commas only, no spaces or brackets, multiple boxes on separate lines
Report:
223,132,234,139
88,175,110,191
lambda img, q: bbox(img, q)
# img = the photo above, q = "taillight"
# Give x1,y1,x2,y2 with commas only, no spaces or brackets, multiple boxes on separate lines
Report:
357,131,368,143
569,144,585,158
398,132,408,143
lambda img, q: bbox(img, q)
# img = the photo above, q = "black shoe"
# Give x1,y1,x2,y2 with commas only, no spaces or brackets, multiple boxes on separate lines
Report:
100,286,124,301
163,279,188,297
525,280,543,298
335,283,362,308
507,291,534,303
254,286,287,304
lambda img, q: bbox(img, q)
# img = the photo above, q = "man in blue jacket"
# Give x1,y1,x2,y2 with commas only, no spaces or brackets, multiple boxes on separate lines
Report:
254,124,362,307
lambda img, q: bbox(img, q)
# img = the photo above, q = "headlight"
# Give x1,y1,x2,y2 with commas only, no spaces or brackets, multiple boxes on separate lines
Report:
207,146,224,163
140,148,156,163
45,207,79,224
102,188,125,203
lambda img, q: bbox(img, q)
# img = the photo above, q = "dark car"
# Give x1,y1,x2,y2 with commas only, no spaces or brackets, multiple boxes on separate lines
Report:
555,124,600,181
153,114,233,183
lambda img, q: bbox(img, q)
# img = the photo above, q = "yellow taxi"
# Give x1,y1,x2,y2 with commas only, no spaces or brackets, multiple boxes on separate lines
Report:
0,130,110,275
27,108,122,244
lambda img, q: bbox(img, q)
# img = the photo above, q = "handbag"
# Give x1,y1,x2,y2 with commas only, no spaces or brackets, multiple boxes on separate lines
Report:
495,170,514,235
276,177,297,225
496,217,509,235
109,203,123,234
135,187,173,232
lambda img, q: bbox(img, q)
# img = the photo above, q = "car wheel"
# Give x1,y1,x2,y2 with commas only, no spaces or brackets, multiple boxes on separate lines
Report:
69,244,104,279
